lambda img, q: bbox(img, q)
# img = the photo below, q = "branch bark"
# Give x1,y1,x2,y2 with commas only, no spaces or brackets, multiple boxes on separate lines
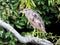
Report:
0,20,54,45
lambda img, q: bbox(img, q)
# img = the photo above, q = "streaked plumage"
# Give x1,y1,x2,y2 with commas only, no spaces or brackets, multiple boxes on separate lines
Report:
19,8,46,33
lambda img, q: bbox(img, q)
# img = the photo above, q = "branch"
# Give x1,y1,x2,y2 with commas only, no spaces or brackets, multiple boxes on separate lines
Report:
0,20,53,45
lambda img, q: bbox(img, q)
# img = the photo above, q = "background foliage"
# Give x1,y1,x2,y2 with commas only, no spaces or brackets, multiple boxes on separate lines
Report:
0,0,60,45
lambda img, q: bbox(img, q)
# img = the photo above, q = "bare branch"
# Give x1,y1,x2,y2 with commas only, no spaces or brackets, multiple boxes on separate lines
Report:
0,20,54,45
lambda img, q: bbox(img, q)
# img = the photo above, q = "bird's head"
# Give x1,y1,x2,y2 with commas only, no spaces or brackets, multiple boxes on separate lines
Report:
19,8,30,14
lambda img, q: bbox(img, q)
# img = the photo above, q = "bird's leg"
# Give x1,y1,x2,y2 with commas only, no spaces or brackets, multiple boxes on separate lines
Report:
32,29,39,37
36,29,39,37
32,28,36,36
32,29,39,38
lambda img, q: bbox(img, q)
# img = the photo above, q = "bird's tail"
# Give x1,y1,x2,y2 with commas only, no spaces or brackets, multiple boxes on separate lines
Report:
40,25,46,33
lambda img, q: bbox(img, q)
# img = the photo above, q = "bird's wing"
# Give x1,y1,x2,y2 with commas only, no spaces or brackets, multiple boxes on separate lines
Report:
30,11,46,33
32,12,45,26
34,19,46,33
29,18,46,33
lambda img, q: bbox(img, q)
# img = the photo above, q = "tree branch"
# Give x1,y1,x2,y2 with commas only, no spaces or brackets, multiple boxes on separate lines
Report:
0,20,53,45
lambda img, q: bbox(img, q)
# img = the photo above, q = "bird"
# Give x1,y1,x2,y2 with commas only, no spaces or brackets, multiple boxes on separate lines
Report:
19,8,46,33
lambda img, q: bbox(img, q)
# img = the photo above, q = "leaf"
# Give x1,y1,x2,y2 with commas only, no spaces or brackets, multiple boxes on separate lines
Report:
16,25,23,29
56,39,60,45
0,30,4,37
57,0,60,4
19,22,25,26
9,41,15,45
5,32,11,38
45,20,51,25
31,0,36,7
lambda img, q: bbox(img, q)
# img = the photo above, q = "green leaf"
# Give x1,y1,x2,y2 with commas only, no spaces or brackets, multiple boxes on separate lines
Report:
56,39,60,45
0,30,4,37
16,25,23,29
57,0,60,4
5,32,12,38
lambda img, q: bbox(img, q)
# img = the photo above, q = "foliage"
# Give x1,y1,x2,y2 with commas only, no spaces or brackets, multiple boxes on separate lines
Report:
56,39,60,45
0,0,60,45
